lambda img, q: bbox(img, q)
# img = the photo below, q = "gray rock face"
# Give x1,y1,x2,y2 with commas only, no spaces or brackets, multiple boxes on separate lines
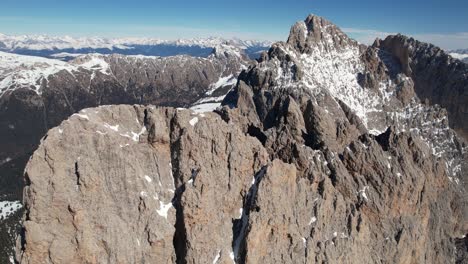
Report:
17,105,269,263
9,14,468,264
375,35,468,140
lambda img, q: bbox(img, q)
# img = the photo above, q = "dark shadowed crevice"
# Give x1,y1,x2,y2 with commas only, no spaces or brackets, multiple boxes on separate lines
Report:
74,162,81,186
302,131,323,150
375,127,393,151
232,166,267,263
41,97,49,134
168,113,188,264
143,108,149,126
454,236,468,263
394,228,404,243
172,186,187,264
247,125,267,146
17,171,33,261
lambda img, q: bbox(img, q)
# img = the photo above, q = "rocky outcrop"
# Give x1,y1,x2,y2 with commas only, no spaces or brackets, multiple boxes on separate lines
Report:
223,14,466,189
287,15,359,54
375,35,468,140
16,99,466,263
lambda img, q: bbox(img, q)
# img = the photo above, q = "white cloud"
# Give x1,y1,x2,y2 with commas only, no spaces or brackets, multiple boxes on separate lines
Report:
342,27,468,50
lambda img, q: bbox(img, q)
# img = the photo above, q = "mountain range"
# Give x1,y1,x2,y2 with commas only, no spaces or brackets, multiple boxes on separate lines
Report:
0,33,272,60
0,14,467,264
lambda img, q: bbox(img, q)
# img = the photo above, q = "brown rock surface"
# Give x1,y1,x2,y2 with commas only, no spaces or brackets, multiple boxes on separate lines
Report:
16,102,467,263
17,105,270,264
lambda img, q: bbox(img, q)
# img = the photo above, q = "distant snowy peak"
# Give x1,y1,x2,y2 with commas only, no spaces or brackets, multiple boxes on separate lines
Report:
115,37,272,49
0,34,124,51
450,48,468,54
0,45,248,100
0,33,272,52
0,51,112,95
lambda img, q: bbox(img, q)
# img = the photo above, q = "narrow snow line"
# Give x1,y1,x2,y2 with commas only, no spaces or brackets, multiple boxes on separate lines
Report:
212,250,221,264
73,113,89,120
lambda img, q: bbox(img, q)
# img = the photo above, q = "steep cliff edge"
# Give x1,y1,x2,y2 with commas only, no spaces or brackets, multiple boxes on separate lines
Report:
16,101,466,263
375,35,468,141
17,105,268,263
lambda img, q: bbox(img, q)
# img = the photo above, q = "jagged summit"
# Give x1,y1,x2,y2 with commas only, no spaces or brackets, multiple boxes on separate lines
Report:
287,14,358,54
225,13,466,196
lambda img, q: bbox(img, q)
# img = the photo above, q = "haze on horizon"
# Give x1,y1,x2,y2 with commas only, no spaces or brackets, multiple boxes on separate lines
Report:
1,0,467,50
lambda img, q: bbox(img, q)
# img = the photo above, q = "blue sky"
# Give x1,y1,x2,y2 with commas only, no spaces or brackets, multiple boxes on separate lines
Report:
1,0,467,49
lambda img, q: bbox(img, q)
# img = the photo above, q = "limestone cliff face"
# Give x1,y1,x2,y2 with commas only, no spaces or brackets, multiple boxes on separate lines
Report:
17,105,268,264
16,101,466,263
13,14,468,264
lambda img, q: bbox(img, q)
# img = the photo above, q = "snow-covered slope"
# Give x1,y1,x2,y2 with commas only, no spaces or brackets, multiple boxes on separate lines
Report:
449,53,468,60
0,43,248,101
0,51,110,95
0,201,22,221
262,18,404,134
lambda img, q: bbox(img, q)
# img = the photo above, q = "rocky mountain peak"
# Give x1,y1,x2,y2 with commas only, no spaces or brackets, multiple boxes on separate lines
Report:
3,14,468,264
287,14,358,54
224,13,467,221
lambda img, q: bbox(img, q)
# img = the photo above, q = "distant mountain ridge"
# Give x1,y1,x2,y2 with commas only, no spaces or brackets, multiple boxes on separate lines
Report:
0,33,272,60
450,49,468,54
449,49,468,63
